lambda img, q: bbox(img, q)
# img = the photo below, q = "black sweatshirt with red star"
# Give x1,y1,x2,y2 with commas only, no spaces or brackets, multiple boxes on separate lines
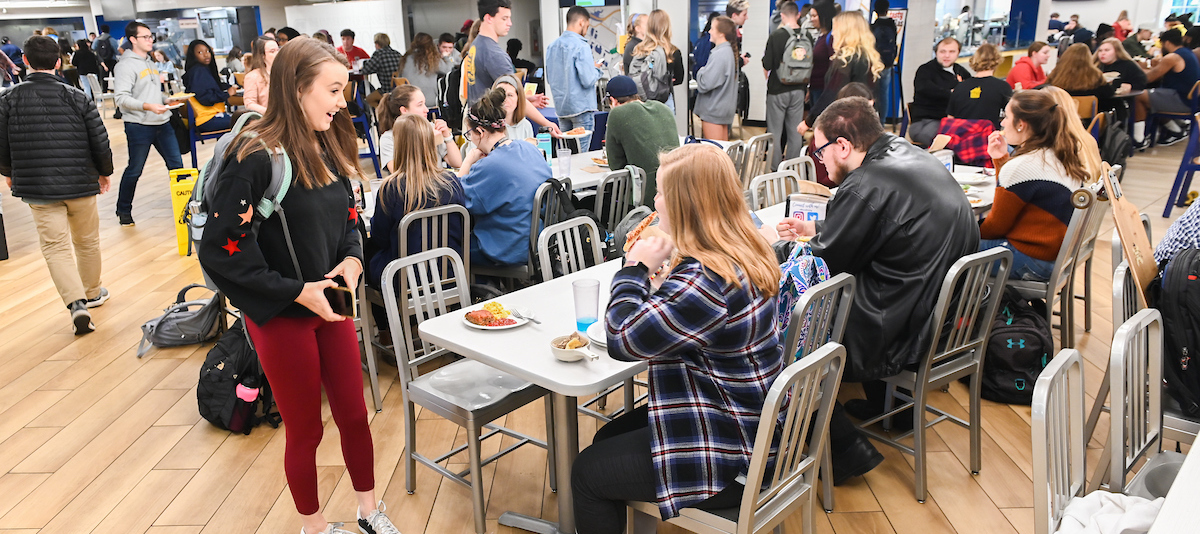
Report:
198,150,363,325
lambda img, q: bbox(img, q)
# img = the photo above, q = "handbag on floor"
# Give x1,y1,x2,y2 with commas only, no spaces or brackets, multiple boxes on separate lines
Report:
136,284,224,358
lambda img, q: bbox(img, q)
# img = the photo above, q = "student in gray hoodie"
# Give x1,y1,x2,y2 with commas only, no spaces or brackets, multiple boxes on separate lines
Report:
113,22,184,226
695,16,740,140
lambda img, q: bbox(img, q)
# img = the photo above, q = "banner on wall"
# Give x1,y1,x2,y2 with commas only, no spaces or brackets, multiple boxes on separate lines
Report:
562,6,623,76
889,9,907,66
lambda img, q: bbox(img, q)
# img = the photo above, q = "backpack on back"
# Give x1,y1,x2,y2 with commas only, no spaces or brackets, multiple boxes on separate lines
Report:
94,38,115,63
1151,248,1200,417
777,28,815,85
980,288,1054,404
198,318,281,434
627,47,672,103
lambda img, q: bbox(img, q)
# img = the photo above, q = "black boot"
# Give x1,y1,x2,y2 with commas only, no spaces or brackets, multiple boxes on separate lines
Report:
826,403,884,486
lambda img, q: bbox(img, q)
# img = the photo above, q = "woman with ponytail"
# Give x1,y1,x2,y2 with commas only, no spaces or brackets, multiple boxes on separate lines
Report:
981,90,1094,281
694,15,740,140
459,87,552,267
375,84,461,172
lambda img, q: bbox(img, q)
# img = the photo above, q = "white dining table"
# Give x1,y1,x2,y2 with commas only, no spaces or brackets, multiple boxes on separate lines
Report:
1148,447,1198,533
555,136,735,191
417,259,645,534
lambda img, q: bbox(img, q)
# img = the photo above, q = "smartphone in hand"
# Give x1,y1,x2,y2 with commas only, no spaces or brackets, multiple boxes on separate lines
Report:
324,286,356,318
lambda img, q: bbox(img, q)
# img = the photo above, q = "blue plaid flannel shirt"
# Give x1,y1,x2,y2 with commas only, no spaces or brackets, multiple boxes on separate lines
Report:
1156,201,1200,264
606,259,784,519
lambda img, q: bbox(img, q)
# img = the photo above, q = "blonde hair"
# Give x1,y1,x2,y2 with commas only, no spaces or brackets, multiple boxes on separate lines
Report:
1040,86,1102,183
633,10,678,62
831,12,883,81
382,115,457,214
969,43,1002,72
1093,37,1133,63
1047,43,1107,92
656,145,780,296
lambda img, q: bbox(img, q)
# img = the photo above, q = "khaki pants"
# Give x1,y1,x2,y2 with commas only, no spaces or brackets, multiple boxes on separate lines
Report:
28,196,102,307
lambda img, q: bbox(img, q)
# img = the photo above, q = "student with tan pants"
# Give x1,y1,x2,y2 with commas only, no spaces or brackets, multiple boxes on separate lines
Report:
0,35,113,334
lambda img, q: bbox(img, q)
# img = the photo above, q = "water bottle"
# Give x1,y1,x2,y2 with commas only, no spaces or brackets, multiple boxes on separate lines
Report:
536,132,552,168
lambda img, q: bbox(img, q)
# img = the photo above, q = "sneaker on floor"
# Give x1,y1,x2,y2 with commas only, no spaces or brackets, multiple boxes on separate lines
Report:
85,287,110,308
117,212,135,226
359,502,402,534
1133,137,1151,152
1158,129,1188,147
301,523,356,534
69,299,94,335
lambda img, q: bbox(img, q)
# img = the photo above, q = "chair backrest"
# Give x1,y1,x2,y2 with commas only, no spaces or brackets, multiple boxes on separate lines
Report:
920,247,1013,379
1112,260,1143,330
741,133,774,186
1072,96,1098,119
782,273,855,362
380,247,471,384
725,141,746,178
1187,81,1200,110
749,170,802,210
1076,179,1115,266
1043,199,1095,298
529,179,571,275
234,72,245,86
1032,349,1086,534
393,76,409,87
779,156,817,182
537,216,604,281
1109,308,1165,493
85,73,102,95
593,169,634,234
398,204,471,281
739,342,845,533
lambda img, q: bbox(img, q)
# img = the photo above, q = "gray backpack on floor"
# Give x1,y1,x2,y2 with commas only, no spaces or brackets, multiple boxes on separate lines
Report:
137,284,225,358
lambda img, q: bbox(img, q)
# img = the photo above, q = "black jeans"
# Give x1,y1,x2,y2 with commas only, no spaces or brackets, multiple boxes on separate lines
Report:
571,405,743,534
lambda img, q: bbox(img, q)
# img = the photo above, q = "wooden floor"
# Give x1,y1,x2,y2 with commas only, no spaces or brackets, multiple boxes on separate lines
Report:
0,115,1193,534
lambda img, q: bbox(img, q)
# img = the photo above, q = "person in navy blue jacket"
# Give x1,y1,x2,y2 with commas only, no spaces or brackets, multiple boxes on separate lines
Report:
182,39,234,133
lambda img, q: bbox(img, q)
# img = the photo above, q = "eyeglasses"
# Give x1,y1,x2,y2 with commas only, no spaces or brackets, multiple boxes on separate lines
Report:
133,34,154,41
812,138,841,162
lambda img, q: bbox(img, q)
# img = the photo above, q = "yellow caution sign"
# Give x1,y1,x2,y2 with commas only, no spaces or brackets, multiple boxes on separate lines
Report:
169,168,199,256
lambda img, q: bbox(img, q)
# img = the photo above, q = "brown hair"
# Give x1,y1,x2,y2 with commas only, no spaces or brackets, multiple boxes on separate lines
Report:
969,43,1002,72
233,37,361,188
1007,90,1092,184
400,32,442,75
492,75,527,125
813,96,883,151
656,144,780,296
1040,86,1101,183
376,84,423,134
381,114,457,214
713,16,740,72
633,10,678,62
1047,43,1107,92
466,87,509,133
248,35,277,72
1027,41,1048,56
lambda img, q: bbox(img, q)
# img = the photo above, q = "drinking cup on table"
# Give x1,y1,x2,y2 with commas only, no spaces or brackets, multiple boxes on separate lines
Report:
557,138,573,178
572,279,600,332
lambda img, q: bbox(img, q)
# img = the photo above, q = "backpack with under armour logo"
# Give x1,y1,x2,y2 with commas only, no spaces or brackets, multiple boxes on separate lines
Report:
981,287,1053,404
776,28,814,85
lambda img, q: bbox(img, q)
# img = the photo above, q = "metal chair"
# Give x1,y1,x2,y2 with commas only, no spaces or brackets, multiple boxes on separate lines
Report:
1163,112,1200,217
781,273,855,513
779,156,817,182
1110,213,1152,269
626,342,847,534
749,170,801,210
1031,349,1086,534
1073,166,1120,333
725,141,747,180
536,217,646,422
474,179,571,287
1149,81,1200,152
381,247,555,534
594,169,635,236
345,80,383,179
859,247,1013,502
1106,309,1186,494
85,74,116,118
741,133,775,188
1071,95,1098,120
183,100,232,168
1007,195,1095,350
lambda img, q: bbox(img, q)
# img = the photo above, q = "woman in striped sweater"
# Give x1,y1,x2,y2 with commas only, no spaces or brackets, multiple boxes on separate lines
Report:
981,90,1096,281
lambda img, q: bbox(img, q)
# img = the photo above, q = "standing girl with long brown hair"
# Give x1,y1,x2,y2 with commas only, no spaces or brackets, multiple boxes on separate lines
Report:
398,32,454,112
694,16,740,140
571,143,784,534
198,37,400,534
630,9,684,111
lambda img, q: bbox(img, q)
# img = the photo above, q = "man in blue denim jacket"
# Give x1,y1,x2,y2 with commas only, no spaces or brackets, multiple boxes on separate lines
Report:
546,6,601,151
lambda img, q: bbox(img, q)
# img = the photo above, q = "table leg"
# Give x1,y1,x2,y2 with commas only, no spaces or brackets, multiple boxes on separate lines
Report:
498,393,579,534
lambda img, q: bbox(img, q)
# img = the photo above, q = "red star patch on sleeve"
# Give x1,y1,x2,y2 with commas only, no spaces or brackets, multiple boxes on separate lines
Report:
348,207,359,223
221,238,242,256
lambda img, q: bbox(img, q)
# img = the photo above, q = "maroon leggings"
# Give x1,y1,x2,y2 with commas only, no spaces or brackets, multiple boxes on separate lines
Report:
246,315,375,515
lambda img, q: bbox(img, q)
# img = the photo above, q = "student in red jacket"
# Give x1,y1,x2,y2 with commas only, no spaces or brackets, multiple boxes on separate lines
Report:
1006,41,1051,89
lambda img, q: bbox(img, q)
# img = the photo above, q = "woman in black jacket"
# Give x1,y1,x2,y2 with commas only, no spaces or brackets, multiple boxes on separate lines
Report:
798,12,883,133
71,39,103,96
197,38,400,534
1095,37,1148,125
182,39,234,133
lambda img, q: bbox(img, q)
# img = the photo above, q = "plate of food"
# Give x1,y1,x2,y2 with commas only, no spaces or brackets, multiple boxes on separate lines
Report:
952,172,993,187
462,301,528,330
559,127,591,139
591,157,609,167
167,92,195,101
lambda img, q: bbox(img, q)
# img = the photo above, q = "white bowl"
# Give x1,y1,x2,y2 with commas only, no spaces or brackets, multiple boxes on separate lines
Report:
550,335,590,362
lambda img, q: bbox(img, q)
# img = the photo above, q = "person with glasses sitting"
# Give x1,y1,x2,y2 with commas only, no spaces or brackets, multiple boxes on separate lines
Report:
458,87,552,268
773,96,979,483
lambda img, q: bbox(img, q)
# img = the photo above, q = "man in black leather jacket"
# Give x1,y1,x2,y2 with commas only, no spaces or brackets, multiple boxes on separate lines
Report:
0,36,113,335
776,96,979,484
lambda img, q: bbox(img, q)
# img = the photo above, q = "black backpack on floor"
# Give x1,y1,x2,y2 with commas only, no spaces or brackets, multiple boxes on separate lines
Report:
980,288,1054,404
1150,248,1200,417
198,319,281,434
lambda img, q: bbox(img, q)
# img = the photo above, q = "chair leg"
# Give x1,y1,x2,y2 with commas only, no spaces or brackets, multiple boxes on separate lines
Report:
359,291,383,412
466,419,487,534
1061,283,1075,349
544,397,557,493
404,399,417,494
882,382,897,430
821,433,834,512
1083,257,1093,333
913,387,928,503
802,489,815,534
623,377,635,413
969,373,982,475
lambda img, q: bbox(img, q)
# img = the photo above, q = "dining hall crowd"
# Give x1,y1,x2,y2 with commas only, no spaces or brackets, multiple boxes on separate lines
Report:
4,1,1200,533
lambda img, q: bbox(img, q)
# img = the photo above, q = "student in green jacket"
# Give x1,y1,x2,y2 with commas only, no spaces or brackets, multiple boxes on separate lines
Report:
603,75,679,206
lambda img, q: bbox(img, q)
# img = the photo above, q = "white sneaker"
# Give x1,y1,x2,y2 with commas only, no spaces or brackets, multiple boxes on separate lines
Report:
358,501,402,534
301,523,356,534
